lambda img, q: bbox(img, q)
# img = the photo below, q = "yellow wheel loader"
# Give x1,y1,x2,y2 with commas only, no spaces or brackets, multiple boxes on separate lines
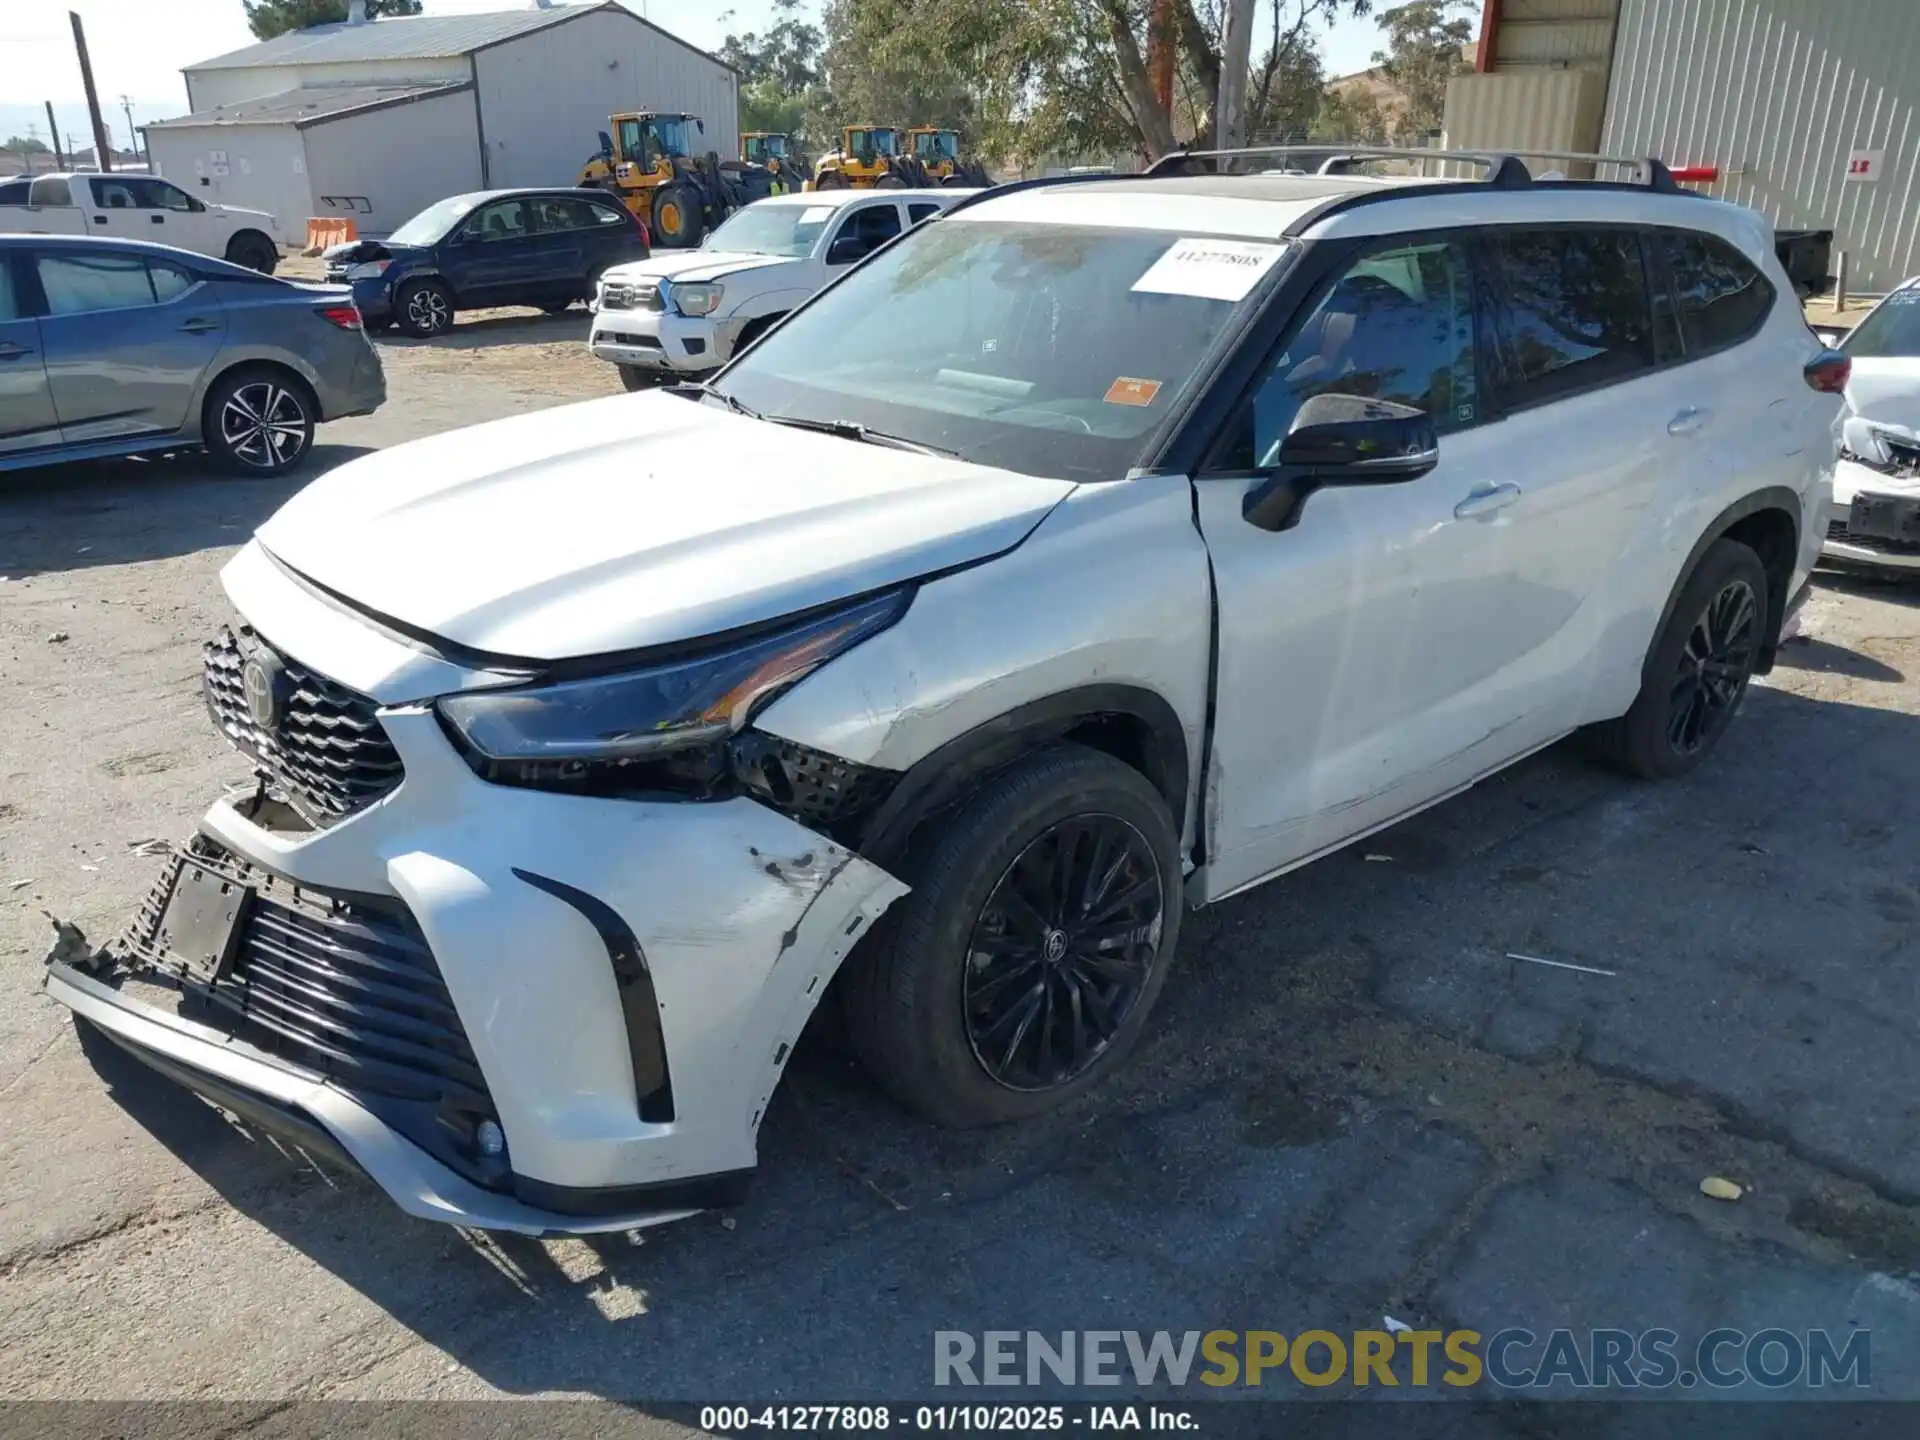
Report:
741,132,810,194
808,126,912,190
577,111,775,248
905,127,993,187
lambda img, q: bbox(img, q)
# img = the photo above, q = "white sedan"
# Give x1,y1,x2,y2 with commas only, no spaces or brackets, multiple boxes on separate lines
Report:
588,188,973,389
1825,279,1920,574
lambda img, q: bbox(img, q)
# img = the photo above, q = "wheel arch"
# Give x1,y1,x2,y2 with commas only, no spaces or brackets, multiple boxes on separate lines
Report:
853,685,1191,872
194,354,321,440
224,227,279,271
1649,488,1802,679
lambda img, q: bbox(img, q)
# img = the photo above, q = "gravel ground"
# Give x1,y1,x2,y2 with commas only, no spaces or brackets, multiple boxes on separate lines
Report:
2,327,1919,1413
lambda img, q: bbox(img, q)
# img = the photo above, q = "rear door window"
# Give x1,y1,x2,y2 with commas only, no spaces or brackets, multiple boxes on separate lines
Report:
38,251,161,313
29,177,74,207
1488,229,1655,408
1661,231,1773,354
908,202,942,225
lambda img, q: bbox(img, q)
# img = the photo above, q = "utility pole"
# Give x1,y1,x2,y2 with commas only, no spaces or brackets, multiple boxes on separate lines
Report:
70,10,114,171
119,94,141,165
44,103,66,168
1216,0,1256,152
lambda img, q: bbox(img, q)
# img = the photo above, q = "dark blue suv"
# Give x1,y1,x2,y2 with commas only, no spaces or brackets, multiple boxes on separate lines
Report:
324,188,649,337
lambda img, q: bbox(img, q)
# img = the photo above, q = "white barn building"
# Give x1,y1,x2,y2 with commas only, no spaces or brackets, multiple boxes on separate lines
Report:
144,2,738,243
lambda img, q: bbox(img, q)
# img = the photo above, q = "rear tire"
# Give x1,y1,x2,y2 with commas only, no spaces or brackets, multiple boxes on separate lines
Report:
202,365,315,476
841,745,1182,1128
1586,538,1768,779
394,277,454,338
224,231,278,274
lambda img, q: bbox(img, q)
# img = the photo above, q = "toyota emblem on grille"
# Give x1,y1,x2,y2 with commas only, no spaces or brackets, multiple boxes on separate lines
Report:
242,654,283,729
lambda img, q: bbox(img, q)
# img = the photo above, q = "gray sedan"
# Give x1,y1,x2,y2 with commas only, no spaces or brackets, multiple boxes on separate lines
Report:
0,234,384,477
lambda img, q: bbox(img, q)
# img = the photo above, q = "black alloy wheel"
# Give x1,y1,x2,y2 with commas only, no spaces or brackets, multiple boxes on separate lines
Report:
963,815,1164,1091
1667,576,1759,756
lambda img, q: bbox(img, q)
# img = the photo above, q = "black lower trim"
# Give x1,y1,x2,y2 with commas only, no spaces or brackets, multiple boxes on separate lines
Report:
511,867,675,1123
514,1166,754,1217
74,1012,365,1180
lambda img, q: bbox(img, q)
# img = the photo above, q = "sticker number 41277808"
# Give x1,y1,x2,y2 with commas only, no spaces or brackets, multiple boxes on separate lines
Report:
1132,237,1288,302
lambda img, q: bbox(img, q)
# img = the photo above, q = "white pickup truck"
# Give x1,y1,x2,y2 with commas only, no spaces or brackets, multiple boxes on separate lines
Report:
0,172,280,273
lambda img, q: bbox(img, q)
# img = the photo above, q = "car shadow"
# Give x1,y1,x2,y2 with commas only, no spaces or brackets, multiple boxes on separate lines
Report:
0,443,370,578
1772,635,1907,683
376,307,591,352
67,683,1920,1400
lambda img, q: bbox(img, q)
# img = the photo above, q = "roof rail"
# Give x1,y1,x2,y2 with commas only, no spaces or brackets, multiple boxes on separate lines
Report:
1146,143,1686,193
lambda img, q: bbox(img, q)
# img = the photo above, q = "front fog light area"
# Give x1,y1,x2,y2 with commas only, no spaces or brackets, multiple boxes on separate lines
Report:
434,591,909,810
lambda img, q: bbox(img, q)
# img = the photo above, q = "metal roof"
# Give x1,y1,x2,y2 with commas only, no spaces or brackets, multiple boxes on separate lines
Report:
185,3,608,71
145,83,470,130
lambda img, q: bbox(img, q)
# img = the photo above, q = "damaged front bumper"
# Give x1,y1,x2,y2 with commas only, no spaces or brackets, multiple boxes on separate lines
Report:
44,706,907,1236
1823,456,1920,573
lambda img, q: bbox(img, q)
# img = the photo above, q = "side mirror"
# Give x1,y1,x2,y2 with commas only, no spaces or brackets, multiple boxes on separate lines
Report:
826,235,865,265
696,119,706,135
1243,393,1438,532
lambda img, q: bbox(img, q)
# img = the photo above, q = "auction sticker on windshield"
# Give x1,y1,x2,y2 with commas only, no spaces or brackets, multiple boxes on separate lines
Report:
1105,377,1163,407
801,206,837,224
1132,238,1287,302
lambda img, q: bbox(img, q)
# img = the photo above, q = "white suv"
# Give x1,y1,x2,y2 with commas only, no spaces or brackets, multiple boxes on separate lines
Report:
49,152,1840,1236
588,188,971,386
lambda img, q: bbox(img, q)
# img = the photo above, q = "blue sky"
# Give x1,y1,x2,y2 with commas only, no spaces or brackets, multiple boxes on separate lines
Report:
2,0,1396,148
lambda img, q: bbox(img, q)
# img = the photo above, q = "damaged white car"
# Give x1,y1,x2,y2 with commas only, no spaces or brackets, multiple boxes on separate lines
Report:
47,153,1838,1235
1824,279,1920,574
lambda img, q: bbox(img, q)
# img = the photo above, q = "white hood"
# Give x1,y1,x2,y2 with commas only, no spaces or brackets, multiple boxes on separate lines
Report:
254,391,1074,662
1844,357,1920,426
606,250,794,286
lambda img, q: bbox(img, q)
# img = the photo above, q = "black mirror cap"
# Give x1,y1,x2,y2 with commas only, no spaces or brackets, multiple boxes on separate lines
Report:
1277,392,1439,479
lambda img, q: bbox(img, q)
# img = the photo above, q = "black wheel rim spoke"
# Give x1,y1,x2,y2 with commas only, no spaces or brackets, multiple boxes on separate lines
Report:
963,813,1164,1092
1667,578,1757,756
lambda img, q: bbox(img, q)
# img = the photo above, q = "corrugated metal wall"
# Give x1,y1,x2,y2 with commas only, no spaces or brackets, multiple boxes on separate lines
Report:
1494,0,1619,70
473,8,737,191
146,123,316,243
1603,0,1920,292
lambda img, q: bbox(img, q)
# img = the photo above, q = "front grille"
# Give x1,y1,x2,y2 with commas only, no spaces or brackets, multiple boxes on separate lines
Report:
600,280,661,312
1828,517,1920,556
123,838,491,1111
203,626,403,824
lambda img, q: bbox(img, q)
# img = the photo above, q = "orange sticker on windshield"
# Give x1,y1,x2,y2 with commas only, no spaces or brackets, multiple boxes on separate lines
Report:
1105,377,1163,407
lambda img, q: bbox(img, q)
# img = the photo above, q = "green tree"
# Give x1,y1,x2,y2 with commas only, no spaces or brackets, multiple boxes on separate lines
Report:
242,0,422,42
823,0,1371,168
1371,0,1472,136
4,135,51,154
1309,81,1389,142
720,0,832,145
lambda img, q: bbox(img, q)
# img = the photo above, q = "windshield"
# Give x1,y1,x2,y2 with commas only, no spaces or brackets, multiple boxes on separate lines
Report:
916,132,959,160
1844,287,1920,357
749,135,788,159
850,128,897,157
389,195,477,246
714,220,1290,481
702,202,835,257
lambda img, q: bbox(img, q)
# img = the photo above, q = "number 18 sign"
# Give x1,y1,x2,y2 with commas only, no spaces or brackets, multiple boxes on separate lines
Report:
1846,149,1883,182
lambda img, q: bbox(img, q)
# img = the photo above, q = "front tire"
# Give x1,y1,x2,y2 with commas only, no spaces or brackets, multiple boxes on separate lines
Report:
1588,537,1768,779
202,366,314,476
842,745,1182,1127
394,277,454,338
617,365,657,392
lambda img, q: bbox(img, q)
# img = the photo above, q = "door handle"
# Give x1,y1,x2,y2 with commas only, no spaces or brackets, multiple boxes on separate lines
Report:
1453,483,1522,521
1667,405,1708,437
177,318,220,334
0,342,33,360
151,214,165,224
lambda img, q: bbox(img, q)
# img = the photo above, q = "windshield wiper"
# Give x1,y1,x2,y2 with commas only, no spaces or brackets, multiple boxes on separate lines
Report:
764,416,959,458
698,385,762,421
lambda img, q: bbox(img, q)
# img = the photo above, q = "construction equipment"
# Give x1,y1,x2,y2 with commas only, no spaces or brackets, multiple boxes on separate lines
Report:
577,111,774,248
741,131,810,194
904,127,992,187
809,125,912,190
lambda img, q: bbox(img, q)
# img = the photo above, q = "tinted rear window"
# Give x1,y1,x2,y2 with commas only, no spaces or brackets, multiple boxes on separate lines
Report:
1491,229,1654,406
1662,231,1773,353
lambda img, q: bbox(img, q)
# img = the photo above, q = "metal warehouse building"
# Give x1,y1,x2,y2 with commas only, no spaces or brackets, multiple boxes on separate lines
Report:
144,1,737,244
1446,0,1919,291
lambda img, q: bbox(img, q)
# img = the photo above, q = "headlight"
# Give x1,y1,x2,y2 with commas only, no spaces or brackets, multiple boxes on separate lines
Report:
671,281,725,318
344,260,390,280
436,590,909,795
